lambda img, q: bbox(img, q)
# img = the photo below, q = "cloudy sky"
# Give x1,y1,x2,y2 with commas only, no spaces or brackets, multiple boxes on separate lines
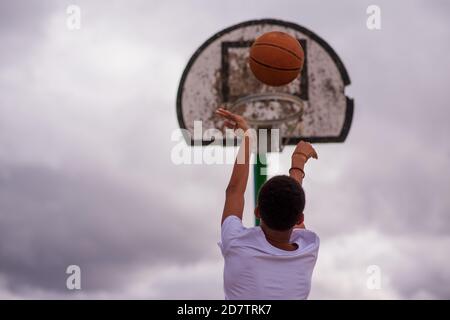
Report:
0,0,449,299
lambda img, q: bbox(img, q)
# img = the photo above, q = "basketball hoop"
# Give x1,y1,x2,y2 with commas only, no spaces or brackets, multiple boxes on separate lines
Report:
225,92,305,152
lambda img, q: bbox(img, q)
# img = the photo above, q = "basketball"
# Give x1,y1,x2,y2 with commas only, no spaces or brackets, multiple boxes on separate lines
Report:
249,31,304,86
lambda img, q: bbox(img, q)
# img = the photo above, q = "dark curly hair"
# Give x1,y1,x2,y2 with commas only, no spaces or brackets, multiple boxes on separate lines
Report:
257,175,305,231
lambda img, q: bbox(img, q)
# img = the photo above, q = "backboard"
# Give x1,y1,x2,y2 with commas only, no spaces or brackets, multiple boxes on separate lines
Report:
176,19,353,146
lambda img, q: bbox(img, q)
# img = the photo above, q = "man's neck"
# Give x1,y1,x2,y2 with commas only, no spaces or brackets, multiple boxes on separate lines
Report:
260,223,293,244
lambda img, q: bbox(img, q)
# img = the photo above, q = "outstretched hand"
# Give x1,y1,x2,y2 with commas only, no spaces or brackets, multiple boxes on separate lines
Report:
215,107,250,133
292,141,318,163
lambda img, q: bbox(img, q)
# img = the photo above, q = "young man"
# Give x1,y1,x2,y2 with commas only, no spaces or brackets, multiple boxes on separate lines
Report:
216,107,320,300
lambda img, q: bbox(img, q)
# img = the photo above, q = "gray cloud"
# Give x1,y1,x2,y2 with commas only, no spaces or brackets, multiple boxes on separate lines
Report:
0,161,219,294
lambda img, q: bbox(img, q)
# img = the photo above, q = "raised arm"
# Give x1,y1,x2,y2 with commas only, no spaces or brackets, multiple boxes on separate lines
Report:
289,141,318,185
290,141,318,229
215,108,253,225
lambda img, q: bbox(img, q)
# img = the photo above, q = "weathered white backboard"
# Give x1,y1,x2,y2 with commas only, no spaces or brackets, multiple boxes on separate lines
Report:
177,19,353,146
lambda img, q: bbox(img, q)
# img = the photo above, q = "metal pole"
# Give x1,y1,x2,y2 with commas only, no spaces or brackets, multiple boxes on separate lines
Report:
253,153,267,226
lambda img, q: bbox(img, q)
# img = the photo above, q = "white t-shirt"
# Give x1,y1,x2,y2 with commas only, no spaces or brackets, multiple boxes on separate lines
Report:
218,215,320,300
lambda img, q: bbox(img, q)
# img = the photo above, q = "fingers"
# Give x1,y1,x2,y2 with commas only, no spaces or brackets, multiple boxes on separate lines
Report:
295,140,319,160
310,144,318,160
215,107,236,121
216,107,230,114
223,120,236,129
216,107,235,131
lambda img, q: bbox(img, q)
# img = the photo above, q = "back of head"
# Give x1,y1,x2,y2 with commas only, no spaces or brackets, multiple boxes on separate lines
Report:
257,175,305,231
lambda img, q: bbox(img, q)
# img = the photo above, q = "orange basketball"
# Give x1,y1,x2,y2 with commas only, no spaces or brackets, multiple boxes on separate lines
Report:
249,31,304,86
